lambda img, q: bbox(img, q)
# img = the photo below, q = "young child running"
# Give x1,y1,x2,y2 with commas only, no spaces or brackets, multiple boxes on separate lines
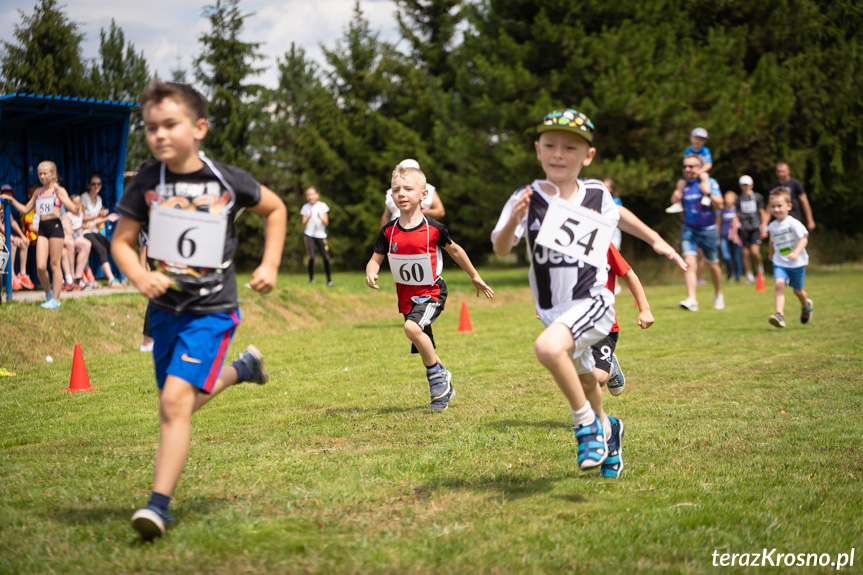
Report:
111,81,287,540
765,188,812,328
365,163,494,411
492,108,621,472
1,161,78,308
586,243,654,478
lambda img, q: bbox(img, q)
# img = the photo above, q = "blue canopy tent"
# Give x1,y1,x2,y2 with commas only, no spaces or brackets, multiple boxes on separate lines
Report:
0,93,138,302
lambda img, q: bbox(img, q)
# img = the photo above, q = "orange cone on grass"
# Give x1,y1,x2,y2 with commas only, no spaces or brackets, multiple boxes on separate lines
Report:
62,344,99,392
457,302,473,333
755,271,766,292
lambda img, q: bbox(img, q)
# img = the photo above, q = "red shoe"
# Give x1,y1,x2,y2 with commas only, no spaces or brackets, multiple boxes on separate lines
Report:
11,275,23,290
62,281,73,292
73,278,84,290
17,273,35,289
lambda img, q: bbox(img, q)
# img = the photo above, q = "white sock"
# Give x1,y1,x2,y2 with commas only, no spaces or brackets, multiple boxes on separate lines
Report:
601,415,612,438
65,274,73,284
571,404,595,428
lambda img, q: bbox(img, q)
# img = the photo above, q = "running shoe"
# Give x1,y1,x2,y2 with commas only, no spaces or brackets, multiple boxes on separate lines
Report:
679,298,699,312
607,353,626,396
11,275,22,290
109,278,123,289
131,506,175,541
768,313,786,328
428,365,455,411
800,299,813,324
234,345,268,384
601,416,625,479
574,412,607,470
41,298,61,309
714,294,725,310
17,273,35,289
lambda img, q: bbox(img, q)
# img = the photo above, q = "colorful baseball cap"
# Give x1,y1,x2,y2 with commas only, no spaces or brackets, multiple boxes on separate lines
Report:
691,127,709,139
537,109,595,143
738,175,753,186
0,184,12,192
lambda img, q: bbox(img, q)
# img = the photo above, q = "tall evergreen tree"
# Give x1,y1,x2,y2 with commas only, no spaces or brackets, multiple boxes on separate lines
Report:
193,0,265,171
0,0,87,95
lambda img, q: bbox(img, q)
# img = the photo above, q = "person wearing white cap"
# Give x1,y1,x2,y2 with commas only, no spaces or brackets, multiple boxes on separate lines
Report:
736,175,768,284
381,159,445,226
666,127,714,214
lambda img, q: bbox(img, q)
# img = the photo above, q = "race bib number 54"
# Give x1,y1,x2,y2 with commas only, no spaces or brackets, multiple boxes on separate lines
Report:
148,205,227,268
535,200,615,268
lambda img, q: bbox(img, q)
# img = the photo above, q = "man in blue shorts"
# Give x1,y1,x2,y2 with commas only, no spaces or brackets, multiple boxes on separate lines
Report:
670,154,725,311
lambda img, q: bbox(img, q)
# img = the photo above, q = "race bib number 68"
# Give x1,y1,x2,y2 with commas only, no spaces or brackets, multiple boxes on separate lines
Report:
535,200,615,268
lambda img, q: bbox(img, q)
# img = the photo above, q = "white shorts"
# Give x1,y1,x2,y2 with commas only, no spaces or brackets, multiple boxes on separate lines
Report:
538,293,615,375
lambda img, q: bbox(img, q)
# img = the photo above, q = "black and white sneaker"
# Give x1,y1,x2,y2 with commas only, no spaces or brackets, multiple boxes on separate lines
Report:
235,345,269,384
427,366,455,411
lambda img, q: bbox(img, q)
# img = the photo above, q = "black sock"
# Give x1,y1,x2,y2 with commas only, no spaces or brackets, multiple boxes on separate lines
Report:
232,358,252,384
147,491,171,514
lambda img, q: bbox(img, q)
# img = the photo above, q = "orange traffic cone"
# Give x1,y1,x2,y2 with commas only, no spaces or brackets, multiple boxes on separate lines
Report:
755,271,766,292
62,344,99,392
457,302,473,333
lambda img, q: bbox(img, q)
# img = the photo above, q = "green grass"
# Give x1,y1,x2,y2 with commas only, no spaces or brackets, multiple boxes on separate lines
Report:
1,266,862,574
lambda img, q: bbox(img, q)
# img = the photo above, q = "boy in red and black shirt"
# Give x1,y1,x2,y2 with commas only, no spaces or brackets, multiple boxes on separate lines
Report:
585,243,654,478
366,164,494,411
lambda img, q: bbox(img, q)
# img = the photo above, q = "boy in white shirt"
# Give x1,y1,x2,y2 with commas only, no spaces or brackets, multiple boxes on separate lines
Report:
766,187,813,328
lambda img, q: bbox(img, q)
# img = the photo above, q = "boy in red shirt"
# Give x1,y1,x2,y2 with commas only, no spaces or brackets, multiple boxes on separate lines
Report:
586,244,654,478
366,164,494,410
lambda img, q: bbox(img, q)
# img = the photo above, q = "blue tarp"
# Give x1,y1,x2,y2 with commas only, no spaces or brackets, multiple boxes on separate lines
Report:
0,93,138,301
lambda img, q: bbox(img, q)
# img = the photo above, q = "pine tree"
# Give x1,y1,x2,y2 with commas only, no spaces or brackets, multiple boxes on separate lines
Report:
0,0,87,96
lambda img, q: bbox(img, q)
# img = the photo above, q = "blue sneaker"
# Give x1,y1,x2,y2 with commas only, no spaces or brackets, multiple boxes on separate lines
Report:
607,353,625,396
131,505,175,540
601,416,625,479
234,345,268,384
428,365,455,411
41,298,61,310
574,412,607,470
45,291,52,302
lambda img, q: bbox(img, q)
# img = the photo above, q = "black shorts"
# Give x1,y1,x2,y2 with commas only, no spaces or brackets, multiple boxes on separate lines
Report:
403,289,446,354
739,228,762,247
38,218,64,239
590,331,619,374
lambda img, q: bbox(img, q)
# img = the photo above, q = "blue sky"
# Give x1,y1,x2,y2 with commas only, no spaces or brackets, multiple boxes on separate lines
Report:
1,0,401,89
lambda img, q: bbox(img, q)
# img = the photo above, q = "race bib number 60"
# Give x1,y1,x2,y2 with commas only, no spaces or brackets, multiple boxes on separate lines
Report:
535,199,615,268
148,205,227,268
387,253,434,286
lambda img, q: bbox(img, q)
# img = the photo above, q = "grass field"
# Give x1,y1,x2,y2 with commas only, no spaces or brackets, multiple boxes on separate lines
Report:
1,265,862,574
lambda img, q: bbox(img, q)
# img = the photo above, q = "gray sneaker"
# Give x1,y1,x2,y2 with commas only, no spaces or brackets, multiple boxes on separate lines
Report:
427,366,455,411
607,353,626,396
235,345,269,384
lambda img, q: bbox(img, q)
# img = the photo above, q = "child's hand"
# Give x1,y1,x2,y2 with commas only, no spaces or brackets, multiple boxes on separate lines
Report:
472,276,494,299
134,270,173,299
365,272,379,290
106,213,120,223
511,187,532,223
787,252,798,262
637,309,654,329
249,262,278,294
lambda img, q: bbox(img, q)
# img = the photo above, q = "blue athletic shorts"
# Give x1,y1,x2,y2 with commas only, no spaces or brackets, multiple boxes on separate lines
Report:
149,307,241,392
681,224,719,263
773,265,806,290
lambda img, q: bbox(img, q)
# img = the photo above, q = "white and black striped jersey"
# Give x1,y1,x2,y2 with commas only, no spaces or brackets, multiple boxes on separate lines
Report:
491,179,620,310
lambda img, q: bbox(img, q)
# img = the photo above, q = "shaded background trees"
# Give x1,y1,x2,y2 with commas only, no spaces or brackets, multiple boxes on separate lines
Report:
2,0,860,268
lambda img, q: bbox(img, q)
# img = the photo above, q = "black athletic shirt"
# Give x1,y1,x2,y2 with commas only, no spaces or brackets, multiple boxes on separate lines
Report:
117,160,261,315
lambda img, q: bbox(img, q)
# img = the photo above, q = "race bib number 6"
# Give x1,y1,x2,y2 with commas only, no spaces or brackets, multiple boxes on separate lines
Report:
148,205,227,268
535,199,615,268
